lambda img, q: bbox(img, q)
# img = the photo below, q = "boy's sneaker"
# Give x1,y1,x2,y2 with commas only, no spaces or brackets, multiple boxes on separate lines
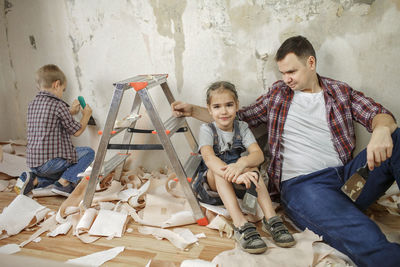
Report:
233,222,267,254
14,172,36,195
32,184,58,197
262,215,296,248
51,181,75,197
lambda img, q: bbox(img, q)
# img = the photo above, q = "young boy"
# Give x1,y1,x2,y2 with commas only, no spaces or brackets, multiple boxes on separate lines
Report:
15,64,95,197
193,81,295,254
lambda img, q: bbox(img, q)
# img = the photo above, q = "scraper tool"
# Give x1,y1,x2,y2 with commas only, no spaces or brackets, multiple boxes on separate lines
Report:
341,163,369,202
242,182,258,215
78,96,96,125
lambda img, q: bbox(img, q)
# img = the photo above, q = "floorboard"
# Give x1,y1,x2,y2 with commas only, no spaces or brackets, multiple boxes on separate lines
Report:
0,192,235,266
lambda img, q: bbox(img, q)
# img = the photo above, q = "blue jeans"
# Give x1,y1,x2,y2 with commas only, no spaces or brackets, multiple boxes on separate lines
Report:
281,128,400,267
31,147,95,187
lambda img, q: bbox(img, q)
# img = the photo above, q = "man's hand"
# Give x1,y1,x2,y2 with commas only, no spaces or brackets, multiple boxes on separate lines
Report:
171,101,193,117
70,99,81,115
367,126,393,170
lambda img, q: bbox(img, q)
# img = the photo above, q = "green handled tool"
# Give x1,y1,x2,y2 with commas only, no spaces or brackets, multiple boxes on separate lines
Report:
78,96,96,125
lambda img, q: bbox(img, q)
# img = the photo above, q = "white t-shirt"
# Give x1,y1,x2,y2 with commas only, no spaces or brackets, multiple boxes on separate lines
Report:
198,121,257,153
281,90,343,181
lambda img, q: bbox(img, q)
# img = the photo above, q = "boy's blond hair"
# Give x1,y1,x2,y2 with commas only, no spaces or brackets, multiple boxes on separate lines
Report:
36,64,66,89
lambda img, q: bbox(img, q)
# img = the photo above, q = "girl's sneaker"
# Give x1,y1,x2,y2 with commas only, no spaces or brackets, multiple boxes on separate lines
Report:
233,222,267,254
262,215,296,247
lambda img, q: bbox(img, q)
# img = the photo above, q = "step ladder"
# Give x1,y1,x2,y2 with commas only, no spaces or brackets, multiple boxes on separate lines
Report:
82,74,208,226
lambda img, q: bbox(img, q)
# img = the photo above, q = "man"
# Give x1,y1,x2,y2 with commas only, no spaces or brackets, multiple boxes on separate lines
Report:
172,36,400,266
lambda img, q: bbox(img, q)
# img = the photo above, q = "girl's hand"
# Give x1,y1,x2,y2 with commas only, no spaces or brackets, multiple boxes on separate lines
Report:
221,162,246,182
233,171,259,189
171,101,193,117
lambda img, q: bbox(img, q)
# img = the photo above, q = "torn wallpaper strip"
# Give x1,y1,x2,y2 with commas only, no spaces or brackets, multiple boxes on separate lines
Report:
66,246,124,266
88,209,128,238
0,152,28,177
0,195,48,236
138,226,198,250
0,243,21,254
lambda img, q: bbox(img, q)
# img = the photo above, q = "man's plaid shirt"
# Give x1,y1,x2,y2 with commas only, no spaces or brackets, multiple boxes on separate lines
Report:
27,91,81,168
238,75,394,198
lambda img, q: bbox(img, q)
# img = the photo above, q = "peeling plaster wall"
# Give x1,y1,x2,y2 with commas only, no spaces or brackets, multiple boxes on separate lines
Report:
0,0,23,140
0,0,399,168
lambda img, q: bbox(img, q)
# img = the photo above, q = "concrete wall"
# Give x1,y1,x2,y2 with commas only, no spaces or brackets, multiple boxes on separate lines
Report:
1,0,399,169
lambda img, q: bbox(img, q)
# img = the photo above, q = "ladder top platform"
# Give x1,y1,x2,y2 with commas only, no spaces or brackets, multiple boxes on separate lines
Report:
114,74,168,91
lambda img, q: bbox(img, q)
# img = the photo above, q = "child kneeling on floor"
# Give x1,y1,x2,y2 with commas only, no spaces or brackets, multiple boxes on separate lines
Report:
193,81,295,254
15,64,94,197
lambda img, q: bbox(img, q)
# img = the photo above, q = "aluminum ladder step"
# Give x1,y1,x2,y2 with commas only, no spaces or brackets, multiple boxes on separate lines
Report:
183,153,202,181
107,114,142,139
102,154,130,177
163,116,186,136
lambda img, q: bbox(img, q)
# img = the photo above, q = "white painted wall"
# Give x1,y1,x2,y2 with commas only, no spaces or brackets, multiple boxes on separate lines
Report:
1,0,399,169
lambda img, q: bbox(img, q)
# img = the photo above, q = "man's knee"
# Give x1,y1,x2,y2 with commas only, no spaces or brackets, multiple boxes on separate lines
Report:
392,127,400,142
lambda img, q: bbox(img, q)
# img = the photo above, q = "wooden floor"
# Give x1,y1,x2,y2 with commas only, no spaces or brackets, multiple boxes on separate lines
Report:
1,190,399,266
0,192,235,266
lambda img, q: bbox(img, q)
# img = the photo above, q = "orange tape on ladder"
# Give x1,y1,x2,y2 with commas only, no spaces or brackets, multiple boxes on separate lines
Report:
173,177,192,183
130,81,148,91
196,217,209,226
98,130,117,135
151,130,171,135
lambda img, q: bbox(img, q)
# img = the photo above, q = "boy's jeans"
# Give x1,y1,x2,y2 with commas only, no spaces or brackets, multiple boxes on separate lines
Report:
281,128,400,267
31,146,95,187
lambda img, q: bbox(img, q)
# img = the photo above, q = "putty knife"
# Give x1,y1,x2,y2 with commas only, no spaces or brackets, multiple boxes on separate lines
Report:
78,96,96,125
242,182,258,215
341,164,369,202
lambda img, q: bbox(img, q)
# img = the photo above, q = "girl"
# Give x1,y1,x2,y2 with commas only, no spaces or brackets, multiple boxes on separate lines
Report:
193,81,295,254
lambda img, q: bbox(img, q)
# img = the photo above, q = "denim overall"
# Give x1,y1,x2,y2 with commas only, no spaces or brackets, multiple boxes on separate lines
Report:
193,120,247,205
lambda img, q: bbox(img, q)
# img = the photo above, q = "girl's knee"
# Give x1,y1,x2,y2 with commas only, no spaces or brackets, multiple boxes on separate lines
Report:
206,171,218,191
